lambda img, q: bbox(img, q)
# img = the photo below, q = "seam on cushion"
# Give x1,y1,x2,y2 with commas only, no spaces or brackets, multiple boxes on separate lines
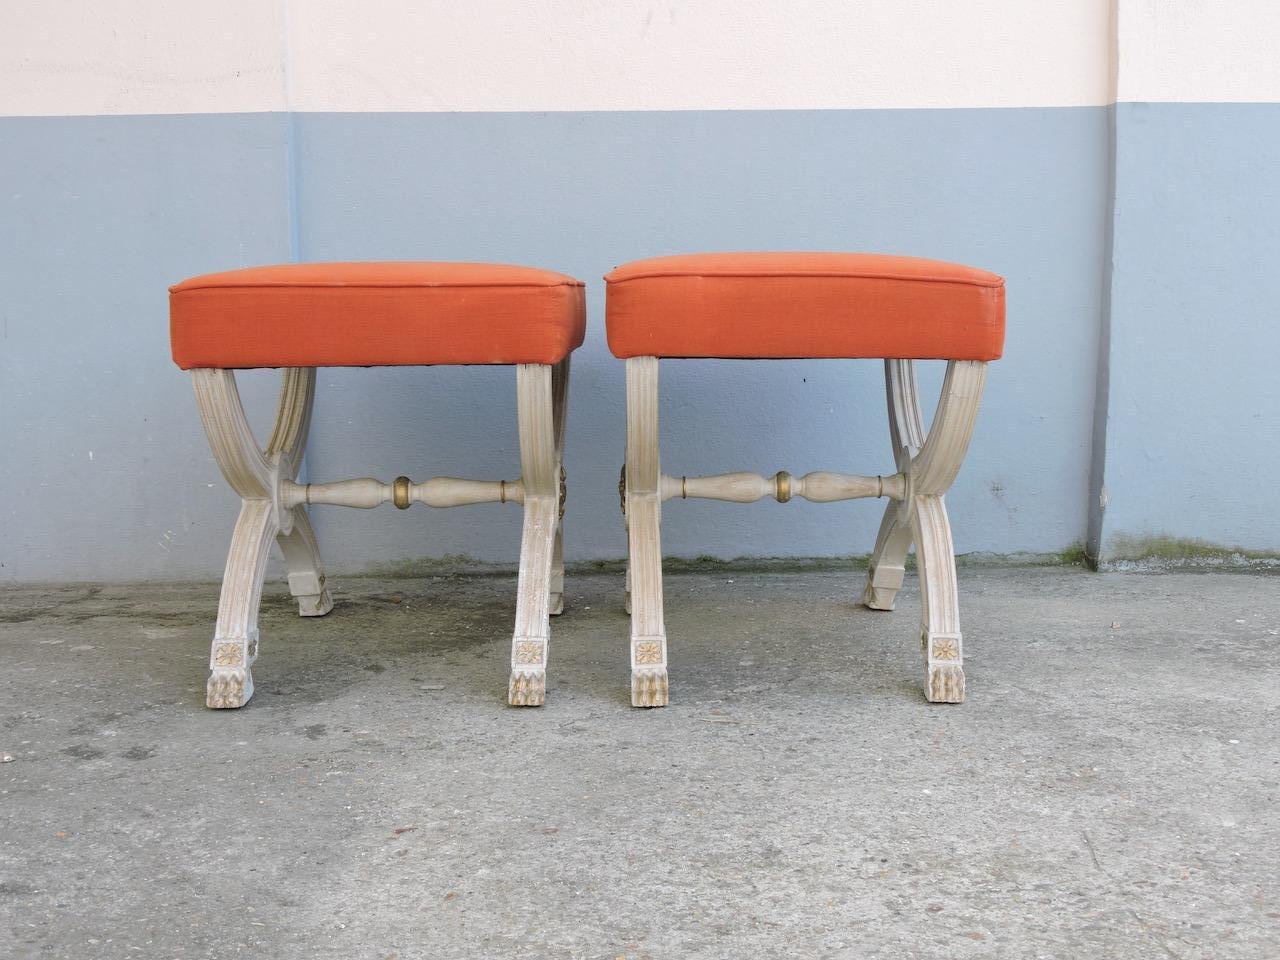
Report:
171,280,584,294
604,272,1003,288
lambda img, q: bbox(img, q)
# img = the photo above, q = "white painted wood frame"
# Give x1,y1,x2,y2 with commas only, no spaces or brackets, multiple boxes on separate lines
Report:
623,356,668,706
506,360,569,706
191,359,570,709
622,356,987,706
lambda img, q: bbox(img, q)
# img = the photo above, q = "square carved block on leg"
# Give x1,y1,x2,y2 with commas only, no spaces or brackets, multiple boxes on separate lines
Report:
509,637,548,706
924,631,965,703
207,632,257,709
631,636,669,707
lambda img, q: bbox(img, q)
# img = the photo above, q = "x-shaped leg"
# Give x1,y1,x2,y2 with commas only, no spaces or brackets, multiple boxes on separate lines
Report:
863,360,988,702
192,367,331,708
507,359,570,706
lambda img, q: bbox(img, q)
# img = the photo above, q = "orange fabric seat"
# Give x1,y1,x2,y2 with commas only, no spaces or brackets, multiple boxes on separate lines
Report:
170,262,586,369
605,253,1004,361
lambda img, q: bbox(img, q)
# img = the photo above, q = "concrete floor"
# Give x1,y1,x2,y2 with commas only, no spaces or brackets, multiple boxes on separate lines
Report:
1,566,1278,959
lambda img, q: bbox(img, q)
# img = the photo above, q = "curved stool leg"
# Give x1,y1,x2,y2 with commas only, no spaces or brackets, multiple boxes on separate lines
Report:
193,368,329,708
276,511,333,617
266,368,333,617
906,361,987,702
863,502,915,610
863,360,925,610
207,500,275,707
912,496,964,702
548,357,570,617
625,357,668,707
508,364,560,706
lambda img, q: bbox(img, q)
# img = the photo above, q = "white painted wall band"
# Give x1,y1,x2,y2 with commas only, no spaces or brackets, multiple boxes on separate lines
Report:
287,0,1111,112
1,1,287,116
0,1,1277,117
1116,2,1280,103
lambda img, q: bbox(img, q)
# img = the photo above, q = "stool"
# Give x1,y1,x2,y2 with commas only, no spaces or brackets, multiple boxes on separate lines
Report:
605,253,1005,706
170,262,585,708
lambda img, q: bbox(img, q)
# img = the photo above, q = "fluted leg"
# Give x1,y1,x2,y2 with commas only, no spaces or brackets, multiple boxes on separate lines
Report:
192,367,329,708
207,500,276,708
625,357,668,707
863,500,915,611
276,509,332,617
264,368,333,617
863,360,925,611
508,364,561,706
863,360,987,703
912,496,964,702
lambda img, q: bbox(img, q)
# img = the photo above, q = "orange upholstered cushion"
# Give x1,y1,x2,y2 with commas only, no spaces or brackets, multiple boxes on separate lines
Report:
605,253,1004,361
170,262,586,369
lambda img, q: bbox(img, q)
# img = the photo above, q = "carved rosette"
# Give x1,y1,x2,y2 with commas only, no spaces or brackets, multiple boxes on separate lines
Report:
931,636,960,661
514,640,544,665
634,640,664,665
213,642,244,667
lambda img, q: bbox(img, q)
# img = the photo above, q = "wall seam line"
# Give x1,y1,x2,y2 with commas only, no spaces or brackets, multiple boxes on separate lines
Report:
1085,0,1120,567
281,0,300,264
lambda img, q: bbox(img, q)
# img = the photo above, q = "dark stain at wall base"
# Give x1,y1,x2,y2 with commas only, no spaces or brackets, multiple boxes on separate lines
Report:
1101,535,1280,571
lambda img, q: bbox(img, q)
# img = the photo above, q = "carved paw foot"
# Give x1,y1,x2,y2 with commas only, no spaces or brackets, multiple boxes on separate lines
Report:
926,663,965,703
631,668,669,708
297,587,334,617
207,667,253,709
508,669,546,707
549,592,564,617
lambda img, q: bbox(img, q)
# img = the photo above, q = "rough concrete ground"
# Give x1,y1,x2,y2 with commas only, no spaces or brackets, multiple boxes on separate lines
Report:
1,566,1278,959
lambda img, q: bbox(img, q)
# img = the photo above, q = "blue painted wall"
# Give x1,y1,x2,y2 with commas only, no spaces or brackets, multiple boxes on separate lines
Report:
0,114,293,580
1095,102,1280,558
3,103,1275,580
0,108,1107,579
294,108,1107,573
